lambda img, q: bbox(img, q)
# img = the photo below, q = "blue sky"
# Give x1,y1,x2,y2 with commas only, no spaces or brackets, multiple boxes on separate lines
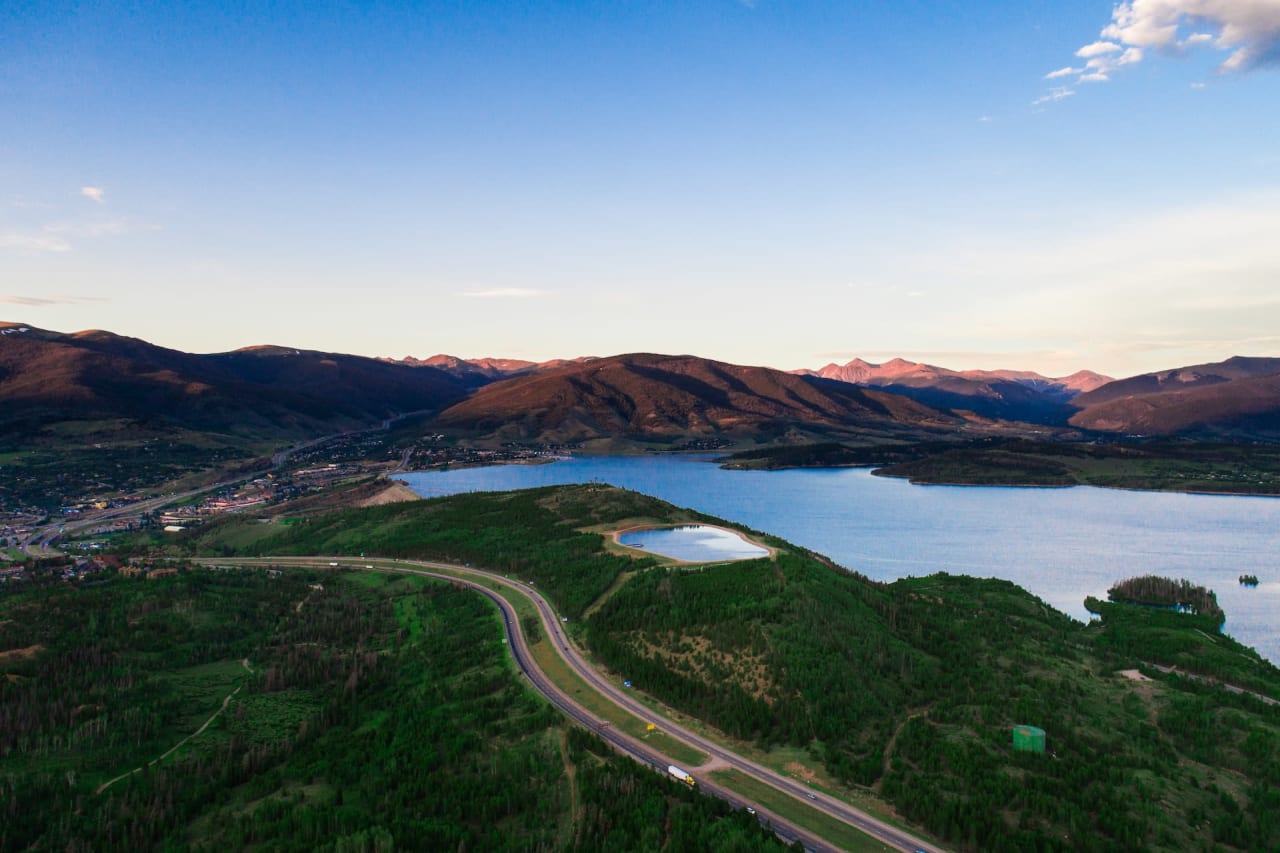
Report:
3,1,1279,377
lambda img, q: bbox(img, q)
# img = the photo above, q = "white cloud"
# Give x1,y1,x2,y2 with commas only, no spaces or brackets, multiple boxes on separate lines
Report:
1119,46,1145,64
1035,0,1280,103
1051,0,1280,90
1076,41,1123,58
460,287,546,299
80,186,105,203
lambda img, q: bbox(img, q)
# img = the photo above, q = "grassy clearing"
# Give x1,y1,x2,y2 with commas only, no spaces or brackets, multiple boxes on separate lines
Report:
709,768,897,853
163,659,249,729
527,626,706,767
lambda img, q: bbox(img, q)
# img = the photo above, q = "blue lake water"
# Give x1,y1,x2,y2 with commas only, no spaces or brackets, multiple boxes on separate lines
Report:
397,455,1280,664
617,524,771,562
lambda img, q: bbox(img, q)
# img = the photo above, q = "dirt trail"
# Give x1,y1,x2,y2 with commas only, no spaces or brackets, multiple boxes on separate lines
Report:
96,659,253,795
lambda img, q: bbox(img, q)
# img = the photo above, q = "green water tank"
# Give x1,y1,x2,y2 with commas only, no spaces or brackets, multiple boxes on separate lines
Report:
1012,724,1046,753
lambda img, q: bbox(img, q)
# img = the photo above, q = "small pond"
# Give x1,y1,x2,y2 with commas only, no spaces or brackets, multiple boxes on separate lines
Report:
617,524,769,562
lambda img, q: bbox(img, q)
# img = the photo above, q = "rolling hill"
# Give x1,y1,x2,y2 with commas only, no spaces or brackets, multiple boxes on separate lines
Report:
1070,361,1280,438
1072,356,1280,406
430,352,964,445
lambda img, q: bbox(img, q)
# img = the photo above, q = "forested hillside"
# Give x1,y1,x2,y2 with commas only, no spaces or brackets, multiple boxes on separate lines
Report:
0,569,789,851
156,484,1280,852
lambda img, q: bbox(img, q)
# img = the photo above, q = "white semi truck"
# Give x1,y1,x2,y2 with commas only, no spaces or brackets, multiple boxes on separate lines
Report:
667,764,695,786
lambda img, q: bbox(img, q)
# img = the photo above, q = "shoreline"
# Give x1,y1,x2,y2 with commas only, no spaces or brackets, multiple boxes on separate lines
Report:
728,461,1280,499
403,454,1280,499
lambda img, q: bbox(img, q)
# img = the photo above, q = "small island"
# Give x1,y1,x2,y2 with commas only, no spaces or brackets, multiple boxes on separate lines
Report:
1240,574,1260,587
1102,574,1223,622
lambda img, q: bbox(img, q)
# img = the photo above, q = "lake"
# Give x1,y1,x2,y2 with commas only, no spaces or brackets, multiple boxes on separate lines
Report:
617,524,771,562
397,455,1280,664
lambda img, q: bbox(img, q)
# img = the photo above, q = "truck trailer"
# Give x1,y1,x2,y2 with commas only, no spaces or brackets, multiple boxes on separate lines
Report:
667,765,695,786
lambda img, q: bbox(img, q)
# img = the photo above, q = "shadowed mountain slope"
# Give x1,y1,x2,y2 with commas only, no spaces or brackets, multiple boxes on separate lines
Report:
0,323,468,440
1072,356,1280,408
1070,367,1280,439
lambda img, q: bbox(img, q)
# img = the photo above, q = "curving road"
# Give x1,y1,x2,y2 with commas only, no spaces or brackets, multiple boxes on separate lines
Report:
213,556,945,853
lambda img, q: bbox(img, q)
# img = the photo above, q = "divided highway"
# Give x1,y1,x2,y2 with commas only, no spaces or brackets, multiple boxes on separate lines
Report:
211,556,945,853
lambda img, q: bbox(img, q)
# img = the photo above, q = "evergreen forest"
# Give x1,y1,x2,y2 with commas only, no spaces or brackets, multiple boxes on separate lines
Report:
89,485,1280,850
0,567,792,851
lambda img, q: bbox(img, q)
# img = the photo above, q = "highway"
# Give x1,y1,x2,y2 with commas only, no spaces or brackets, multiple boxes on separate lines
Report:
212,556,945,853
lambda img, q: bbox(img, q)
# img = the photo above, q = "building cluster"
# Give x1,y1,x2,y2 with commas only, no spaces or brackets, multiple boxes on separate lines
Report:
408,445,562,469
118,564,179,580
0,554,120,587
0,512,43,547
155,476,298,532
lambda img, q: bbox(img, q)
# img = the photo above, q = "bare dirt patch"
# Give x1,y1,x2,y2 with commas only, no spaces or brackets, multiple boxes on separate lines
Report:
785,761,818,784
1118,669,1152,682
355,481,423,507
0,644,44,665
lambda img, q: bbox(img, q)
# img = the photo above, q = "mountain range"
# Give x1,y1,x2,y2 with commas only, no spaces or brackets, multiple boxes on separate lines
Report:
795,357,1111,425
6,321,1280,447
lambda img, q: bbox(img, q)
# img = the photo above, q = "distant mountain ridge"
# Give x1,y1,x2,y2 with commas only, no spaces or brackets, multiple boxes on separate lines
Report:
387,353,597,387
795,357,1112,425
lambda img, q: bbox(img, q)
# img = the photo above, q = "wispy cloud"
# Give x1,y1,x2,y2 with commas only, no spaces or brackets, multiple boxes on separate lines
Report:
80,186,105,204
0,231,72,253
1040,0,1280,97
0,218,155,254
1100,334,1280,360
0,294,105,306
1031,86,1076,106
460,287,546,299
52,218,140,238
